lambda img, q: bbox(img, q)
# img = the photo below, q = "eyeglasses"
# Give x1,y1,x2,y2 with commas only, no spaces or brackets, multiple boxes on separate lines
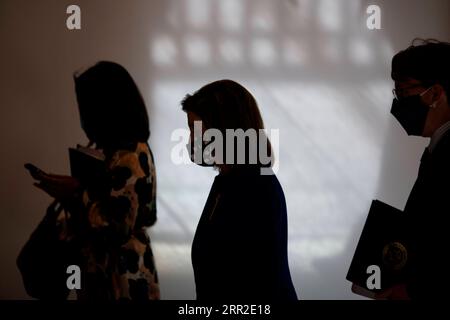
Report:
392,84,431,100
392,85,421,100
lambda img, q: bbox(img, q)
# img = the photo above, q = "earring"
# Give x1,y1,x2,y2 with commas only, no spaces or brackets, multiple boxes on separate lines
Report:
430,102,437,108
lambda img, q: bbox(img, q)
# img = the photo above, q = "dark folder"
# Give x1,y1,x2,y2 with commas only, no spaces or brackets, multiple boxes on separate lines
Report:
69,147,106,186
346,200,414,295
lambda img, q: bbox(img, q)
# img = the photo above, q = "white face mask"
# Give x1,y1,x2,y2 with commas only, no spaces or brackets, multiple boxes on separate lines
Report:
186,138,215,167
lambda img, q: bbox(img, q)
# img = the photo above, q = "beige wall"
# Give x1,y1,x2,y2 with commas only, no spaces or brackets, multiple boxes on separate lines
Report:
0,0,162,299
1,0,449,299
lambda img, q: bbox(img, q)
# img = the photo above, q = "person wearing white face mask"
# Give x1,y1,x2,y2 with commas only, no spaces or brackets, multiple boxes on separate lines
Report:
181,80,298,301
377,39,450,300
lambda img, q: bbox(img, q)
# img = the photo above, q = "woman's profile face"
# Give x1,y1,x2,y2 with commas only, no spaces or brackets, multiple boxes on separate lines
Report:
187,111,217,167
187,111,205,145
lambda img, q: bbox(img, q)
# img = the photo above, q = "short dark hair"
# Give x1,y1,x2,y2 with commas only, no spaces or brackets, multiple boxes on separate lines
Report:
74,61,150,151
391,39,450,96
181,79,273,168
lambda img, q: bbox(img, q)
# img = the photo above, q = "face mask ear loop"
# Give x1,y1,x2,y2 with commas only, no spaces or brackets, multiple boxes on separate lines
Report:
420,86,436,109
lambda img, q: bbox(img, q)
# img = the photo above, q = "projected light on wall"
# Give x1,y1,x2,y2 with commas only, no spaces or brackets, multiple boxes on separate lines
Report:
148,0,395,300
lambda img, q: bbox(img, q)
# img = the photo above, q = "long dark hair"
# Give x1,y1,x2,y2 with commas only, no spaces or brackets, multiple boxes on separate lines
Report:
74,61,150,152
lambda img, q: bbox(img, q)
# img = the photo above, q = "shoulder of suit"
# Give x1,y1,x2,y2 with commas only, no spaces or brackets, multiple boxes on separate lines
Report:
432,130,450,160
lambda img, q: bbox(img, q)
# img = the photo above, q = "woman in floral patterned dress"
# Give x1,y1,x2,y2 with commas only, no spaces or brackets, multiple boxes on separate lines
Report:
18,61,159,300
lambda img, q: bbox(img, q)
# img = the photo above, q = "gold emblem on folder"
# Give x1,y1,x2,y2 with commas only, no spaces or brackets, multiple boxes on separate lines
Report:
382,242,408,271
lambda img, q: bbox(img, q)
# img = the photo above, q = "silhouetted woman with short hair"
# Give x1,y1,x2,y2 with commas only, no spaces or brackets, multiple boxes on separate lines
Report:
181,79,298,301
18,61,159,300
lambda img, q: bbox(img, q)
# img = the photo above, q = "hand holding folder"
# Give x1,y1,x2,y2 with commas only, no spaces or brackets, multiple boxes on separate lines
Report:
347,200,414,298
69,146,106,187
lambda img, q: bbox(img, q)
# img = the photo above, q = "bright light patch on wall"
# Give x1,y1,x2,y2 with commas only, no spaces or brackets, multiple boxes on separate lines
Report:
251,1,275,32
166,1,180,28
148,0,408,300
186,0,210,29
349,38,373,65
320,37,342,63
381,41,395,63
289,238,346,273
220,38,243,64
184,35,211,66
251,38,276,66
218,0,243,32
318,0,342,32
152,35,177,66
283,38,308,66
293,0,313,28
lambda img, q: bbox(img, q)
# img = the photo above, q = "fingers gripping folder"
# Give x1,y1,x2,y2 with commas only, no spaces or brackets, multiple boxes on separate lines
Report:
346,200,414,298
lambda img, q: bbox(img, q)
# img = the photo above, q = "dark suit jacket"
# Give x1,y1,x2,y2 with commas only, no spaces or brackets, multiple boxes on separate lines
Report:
404,130,450,299
191,168,298,301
